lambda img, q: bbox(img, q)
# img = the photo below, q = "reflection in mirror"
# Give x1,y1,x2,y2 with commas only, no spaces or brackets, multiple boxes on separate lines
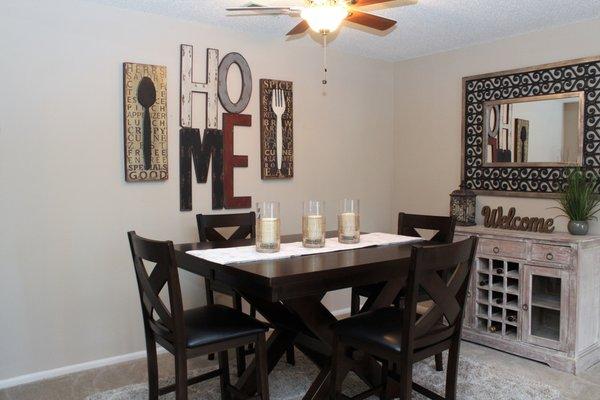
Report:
484,93,583,165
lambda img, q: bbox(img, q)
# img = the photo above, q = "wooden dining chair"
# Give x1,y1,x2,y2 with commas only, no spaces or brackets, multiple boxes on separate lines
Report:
350,213,457,370
396,212,456,243
197,212,295,374
351,213,456,314
331,237,478,400
127,231,270,400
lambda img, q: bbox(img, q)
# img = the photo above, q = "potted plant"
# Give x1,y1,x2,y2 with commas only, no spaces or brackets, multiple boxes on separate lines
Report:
554,169,600,235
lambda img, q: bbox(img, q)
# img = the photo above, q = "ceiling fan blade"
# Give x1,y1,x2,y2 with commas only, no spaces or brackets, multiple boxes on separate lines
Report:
227,6,300,13
286,20,310,36
345,10,396,30
352,0,417,6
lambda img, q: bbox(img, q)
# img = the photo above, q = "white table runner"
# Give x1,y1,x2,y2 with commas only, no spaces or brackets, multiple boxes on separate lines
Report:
186,232,423,265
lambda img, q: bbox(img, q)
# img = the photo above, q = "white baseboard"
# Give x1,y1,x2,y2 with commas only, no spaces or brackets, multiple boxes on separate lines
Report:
0,307,351,390
0,347,166,390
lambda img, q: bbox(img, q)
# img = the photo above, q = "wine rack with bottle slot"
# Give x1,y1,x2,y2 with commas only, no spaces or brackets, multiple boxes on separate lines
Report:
475,257,520,339
457,225,600,374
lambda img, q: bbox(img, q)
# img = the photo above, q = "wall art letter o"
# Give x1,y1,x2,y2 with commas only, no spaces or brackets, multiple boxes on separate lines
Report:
218,53,252,113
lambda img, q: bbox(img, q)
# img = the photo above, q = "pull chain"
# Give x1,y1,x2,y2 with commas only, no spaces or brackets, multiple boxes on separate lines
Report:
322,33,328,85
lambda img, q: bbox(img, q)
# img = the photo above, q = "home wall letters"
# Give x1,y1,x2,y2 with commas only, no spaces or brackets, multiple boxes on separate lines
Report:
179,45,253,211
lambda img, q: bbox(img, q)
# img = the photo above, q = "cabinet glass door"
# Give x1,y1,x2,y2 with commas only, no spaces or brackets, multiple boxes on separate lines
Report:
522,265,569,351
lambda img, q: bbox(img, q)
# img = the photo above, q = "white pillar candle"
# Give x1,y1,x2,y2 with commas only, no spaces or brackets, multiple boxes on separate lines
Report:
306,215,324,240
340,212,356,236
260,217,279,245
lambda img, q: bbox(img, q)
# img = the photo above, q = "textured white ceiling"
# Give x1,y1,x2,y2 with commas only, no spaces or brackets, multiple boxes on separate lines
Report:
87,0,600,61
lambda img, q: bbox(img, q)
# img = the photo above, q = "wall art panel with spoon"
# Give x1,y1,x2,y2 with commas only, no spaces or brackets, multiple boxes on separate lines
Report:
123,62,168,182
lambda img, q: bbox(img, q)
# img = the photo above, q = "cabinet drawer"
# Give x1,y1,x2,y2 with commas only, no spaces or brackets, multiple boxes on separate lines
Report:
531,244,572,265
479,238,526,259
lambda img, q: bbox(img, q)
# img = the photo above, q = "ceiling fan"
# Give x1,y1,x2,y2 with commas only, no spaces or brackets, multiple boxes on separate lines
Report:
227,0,417,36
227,0,418,84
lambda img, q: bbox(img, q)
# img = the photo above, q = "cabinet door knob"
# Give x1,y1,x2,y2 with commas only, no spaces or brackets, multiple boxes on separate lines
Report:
522,304,529,311
546,253,554,261
493,246,500,254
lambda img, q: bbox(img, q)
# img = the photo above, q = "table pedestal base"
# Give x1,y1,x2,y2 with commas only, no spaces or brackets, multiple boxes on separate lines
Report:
236,277,407,400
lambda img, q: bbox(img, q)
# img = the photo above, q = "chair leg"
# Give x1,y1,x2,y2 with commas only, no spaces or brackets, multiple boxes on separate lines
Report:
255,333,270,400
206,280,216,361
330,336,344,399
350,289,360,315
236,344,247,377
144,334,159,400
398,358,413,400
435,352,444,371
218,351,231,400
233,293,247,377
174,352,188,400
445,337,461,400
286,345,295,366
247,305,256,354
380,360,389,400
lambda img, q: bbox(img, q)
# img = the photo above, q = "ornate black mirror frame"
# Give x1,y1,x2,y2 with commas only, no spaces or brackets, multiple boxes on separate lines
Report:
461,55,600,198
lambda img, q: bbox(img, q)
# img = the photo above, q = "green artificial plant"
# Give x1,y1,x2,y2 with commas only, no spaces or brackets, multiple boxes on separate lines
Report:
554,169,600,222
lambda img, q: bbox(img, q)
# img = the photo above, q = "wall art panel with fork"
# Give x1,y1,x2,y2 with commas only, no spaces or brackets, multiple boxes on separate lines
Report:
260,79,294,179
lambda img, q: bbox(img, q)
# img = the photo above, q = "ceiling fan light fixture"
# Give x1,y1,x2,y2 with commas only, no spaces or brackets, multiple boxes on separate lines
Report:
300,1,349,34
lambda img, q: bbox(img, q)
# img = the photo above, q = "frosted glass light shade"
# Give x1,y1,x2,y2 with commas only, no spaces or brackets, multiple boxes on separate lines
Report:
301,4,348,33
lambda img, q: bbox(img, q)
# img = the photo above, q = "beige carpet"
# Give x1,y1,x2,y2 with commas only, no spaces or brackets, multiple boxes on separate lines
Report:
87,353,559,400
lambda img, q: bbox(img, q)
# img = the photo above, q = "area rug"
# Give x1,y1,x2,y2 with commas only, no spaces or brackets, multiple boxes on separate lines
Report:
87,353,559,400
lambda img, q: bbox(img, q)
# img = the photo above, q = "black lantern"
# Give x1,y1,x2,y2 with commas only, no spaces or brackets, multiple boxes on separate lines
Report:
450,180,476,226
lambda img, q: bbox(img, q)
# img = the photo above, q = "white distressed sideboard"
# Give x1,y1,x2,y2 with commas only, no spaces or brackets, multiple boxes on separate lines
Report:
455,225,600,374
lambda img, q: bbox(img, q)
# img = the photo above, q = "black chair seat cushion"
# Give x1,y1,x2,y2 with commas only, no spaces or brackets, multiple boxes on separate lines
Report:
333,307,446,354
183,305,268,348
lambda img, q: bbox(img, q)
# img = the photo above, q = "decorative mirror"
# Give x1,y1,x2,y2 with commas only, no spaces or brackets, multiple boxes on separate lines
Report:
462,56,600,198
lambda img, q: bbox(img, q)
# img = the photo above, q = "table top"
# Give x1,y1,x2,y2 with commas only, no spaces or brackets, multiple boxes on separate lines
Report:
174,231,417,301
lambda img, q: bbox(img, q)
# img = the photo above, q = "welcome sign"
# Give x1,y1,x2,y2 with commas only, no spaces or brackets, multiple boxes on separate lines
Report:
481,206,555,233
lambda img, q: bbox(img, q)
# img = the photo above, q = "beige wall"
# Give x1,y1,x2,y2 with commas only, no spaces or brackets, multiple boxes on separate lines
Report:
393,18,600,234
0,0,395,380
3,0,600,384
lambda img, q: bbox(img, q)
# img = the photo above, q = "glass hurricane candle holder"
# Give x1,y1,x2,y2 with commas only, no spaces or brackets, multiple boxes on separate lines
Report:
338,199,360,244
256,201,280,253
302,200,326,248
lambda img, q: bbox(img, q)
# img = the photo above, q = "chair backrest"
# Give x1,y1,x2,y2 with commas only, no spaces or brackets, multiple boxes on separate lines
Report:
196,212,256,242
401,237,478,355
397,212,456,244
127,231,185,346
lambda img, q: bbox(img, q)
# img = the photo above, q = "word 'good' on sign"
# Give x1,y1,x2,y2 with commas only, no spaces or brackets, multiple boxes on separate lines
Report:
481,206,555,233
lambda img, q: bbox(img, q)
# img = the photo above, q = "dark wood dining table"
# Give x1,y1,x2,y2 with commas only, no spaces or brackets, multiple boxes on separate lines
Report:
174,231,416,400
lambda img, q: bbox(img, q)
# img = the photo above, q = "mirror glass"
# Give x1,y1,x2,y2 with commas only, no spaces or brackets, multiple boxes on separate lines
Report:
483,93,583,165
